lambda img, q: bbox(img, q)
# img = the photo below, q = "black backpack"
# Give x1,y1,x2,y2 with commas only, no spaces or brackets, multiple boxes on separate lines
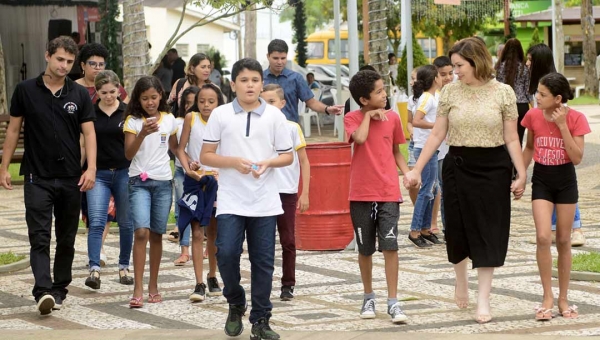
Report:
170,78,186,115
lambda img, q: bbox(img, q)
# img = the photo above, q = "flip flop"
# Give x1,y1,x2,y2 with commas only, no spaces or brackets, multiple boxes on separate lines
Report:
559,305,578,319
174,254,190,266
129,296,143,308
148,293,162,303
535,306,554,321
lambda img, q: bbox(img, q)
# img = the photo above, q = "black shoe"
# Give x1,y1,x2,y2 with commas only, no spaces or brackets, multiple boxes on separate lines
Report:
207,275,222,296
250,317,280,340
51,294,63,311
421,232,444,244
85,270,101,289
408,235,432,248
224,303,247,337
189,283,206,302
280,286,294,301
118,268,134,285
36,294,55,315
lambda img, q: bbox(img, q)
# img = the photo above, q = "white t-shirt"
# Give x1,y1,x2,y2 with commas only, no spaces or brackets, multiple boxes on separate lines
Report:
412,92,438,149
174,117,184,168
203,98,293,217
277,121,306,194
187,112,218,172
124,112,178,180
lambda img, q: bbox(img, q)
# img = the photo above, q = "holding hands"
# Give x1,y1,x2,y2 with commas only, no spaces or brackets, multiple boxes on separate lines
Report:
511,173,526,200
403,170,421,189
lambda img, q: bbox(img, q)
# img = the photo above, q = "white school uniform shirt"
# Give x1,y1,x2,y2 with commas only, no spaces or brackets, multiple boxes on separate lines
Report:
174,116,184,168
412,92,438,149
187,112,218,172
277,121,306,194
124,112,178,180
203,98,293,217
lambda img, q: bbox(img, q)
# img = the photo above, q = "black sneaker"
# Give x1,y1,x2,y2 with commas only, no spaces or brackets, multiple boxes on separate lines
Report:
36,294,55,315
51,294,63,311
250,317,280,340
280,286,294,301
85,269,101,289
224,303,247,337
421,232,444,245
207,275,222,296
189,283,206,302
408,234,432,248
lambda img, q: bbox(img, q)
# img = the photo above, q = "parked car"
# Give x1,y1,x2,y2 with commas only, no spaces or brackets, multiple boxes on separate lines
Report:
307,64,350,88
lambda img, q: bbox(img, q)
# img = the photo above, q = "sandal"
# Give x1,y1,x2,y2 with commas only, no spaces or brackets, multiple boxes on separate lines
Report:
174,254,190,266
559,305,578,319
119,268,134,285
129,296,143,308
148,293,162,303
535,306,554,321
167,231,179,243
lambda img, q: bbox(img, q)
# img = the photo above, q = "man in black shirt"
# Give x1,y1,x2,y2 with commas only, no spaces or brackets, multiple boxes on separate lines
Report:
0,36,97,315
168,48,186,86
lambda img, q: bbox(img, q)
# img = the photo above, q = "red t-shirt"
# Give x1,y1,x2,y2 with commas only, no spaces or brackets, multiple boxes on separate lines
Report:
344,110,406,202
86,85,128,104
521,107,591,165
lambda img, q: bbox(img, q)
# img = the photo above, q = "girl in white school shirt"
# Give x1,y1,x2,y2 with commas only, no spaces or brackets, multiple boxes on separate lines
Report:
123,76,179,308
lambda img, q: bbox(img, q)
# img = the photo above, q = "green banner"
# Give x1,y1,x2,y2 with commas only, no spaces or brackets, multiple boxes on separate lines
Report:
510,0,552,17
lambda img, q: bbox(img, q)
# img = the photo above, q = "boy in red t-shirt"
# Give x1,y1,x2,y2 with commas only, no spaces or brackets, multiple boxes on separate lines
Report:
344,70,410,323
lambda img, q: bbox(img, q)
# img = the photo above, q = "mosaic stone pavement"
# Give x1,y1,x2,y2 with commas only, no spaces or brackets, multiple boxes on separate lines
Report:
0,106,599,337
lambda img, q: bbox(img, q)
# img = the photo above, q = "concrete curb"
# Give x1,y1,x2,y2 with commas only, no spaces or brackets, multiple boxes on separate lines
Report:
0,257,30,274
552,268,600,281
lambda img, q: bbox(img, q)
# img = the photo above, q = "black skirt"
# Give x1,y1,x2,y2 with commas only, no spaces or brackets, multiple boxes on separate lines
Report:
442,146,512,268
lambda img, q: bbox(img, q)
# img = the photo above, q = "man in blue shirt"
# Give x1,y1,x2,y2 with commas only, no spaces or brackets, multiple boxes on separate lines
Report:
263,39,343,123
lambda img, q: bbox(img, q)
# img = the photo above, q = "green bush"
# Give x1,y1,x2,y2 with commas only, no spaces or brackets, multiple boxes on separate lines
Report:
397,32,430,94
0,251,26,266
528,27,543,50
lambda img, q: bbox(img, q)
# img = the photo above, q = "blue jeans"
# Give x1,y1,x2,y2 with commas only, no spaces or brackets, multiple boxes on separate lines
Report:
216,214,277,324
410,148,438,231
551,204,581,231
129,176,173,234
173,166,191,246
86,168,133,271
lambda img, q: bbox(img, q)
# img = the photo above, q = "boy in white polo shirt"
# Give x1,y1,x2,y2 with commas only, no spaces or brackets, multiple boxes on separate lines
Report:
261,84,310,302
201,58,293,340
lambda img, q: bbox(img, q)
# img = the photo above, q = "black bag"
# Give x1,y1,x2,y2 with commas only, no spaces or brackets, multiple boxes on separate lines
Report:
171,78,186,115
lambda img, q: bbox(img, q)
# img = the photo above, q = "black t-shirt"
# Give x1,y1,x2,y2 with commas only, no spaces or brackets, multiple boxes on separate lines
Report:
171,58,187,86
94,101,130,170
10,73,95,178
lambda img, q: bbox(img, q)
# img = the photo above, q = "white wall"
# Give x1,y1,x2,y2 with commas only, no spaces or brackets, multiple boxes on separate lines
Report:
253,8,295,66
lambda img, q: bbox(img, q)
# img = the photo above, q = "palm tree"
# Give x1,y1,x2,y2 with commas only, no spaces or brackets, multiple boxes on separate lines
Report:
555,0,565,73
368,0,390,94
122,0,150,93
581,0,598,97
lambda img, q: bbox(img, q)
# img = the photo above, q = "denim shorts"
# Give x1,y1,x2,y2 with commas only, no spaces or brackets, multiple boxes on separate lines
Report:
129,175,173,234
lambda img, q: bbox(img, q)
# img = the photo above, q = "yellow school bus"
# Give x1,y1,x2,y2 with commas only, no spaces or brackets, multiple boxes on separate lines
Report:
305,28,444,65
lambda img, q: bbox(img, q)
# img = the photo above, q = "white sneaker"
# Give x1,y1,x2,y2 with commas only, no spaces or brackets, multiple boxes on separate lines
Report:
37,294,55,315
360,298,376,319
388,302,408,323
571,231,586,247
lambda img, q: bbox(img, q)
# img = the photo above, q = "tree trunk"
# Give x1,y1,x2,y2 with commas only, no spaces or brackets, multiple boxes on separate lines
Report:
554,0,564,74
581,0,598,97
244,5,257,59
122,0,150,93
0,34,7,114
368,0,389,94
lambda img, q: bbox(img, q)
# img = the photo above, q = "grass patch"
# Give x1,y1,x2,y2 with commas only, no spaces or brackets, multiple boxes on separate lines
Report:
8,163,24,183
399,143,408,164
569,95,599,106
554,252,600,273
0,251,26,265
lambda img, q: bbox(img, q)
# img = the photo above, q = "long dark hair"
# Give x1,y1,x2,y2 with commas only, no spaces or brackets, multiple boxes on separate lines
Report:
186,53,211,86
124,76,169,118
497,38,525,90
527,44,556,95
412,65,438,103
539,73,574,103
189,83,225,112
178,86,200,118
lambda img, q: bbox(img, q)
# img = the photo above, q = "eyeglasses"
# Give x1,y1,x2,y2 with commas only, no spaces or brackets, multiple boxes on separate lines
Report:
87,61,106,69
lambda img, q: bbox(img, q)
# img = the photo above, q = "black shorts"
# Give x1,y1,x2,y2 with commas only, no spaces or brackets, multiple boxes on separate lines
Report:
350,201,399,256
532,162,578,204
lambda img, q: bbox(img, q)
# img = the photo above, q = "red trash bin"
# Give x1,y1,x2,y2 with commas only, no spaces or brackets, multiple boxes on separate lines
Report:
295,142,353,250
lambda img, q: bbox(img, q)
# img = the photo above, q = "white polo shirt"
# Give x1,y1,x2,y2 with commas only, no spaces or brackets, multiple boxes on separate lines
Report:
277,121,306,194
412,92,438,149
203,98,293,217
124,112,178,180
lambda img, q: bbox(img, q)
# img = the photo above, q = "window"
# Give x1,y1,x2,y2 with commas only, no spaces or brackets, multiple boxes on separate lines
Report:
328,39,349,59
418,38,437,59
175,43,189,57
307,42,324,59
197,44,210,54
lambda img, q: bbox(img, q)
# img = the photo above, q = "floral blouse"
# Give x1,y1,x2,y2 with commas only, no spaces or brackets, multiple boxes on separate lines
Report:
496,61,532,104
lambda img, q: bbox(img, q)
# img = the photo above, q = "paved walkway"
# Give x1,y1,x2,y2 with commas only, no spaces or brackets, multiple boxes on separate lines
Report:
0,106,599,339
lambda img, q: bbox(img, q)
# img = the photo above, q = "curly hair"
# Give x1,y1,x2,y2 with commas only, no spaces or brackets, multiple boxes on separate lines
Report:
124,76,169,118
78,42,109,64
47,36,78,57
189,83,225,112
497,38,525,90
349,70,382,108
